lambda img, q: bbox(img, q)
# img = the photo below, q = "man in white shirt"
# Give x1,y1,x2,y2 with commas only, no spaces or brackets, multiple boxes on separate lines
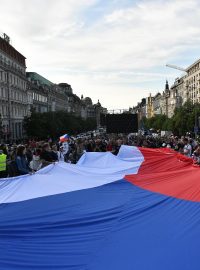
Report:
183,138,192,157
62,140,69,162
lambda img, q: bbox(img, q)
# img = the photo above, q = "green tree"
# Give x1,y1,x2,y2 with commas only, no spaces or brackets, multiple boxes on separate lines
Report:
141,115,168,131
140,101,200,136
23,111,97,139
171,101,195,135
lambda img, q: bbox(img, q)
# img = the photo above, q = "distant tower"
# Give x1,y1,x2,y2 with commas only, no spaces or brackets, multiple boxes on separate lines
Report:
165,80,169,91
95,100,101,128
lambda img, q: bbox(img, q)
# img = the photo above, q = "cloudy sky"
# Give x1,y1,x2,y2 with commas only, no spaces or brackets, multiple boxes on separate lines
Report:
0,0,200,109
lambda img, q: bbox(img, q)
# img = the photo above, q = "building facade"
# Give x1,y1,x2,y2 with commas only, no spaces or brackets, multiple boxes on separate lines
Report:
27,73,107,126
81,97,94,119
167,77,185,118
80,96,107,127
27,76,48,113
27,73,82,114
150,79,185,119
0,33,27,141
27,72,69,113
131,59,200,121
153,93,162,115
0,33,107,142
133,98,146,123
146,94,154,119
185,59,200,104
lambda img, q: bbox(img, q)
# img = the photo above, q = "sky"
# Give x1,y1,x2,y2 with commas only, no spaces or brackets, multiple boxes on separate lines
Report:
0,0,200,109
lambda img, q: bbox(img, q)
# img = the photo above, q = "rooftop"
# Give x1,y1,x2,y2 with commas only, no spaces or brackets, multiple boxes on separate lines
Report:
26,72,53,87
0,35,26,66
185,58,200,72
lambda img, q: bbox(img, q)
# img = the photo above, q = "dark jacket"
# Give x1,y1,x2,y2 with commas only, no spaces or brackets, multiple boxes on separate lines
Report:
51,151,58,161
40,150,54,162
16,155,30,175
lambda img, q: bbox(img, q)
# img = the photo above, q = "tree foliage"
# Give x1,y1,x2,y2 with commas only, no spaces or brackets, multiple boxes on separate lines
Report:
23,111,97,139
141,101,200,136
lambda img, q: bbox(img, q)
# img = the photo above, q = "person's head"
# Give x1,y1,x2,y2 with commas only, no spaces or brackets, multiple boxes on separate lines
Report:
117,139,123,146
42,143,51,152
36,142,40,148
34,148,42,156
95,139,101,145
181,136,185,141
16,145,26,156
183,138,189,145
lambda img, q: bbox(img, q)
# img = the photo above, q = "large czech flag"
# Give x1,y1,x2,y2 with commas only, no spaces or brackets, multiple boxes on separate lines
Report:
0,146,200,269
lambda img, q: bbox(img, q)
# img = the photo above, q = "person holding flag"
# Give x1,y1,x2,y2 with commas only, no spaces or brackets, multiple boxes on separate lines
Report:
59,134,70,162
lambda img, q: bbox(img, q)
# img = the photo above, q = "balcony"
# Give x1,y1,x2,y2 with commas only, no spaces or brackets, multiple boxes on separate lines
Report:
0,60,26,78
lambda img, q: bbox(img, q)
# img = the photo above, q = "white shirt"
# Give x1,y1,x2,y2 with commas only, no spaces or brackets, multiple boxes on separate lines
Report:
57,151,64,161
183,144,192,157
29,155,42,171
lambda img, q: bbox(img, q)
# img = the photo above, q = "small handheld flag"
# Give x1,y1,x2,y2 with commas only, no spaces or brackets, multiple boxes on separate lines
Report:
59,134,69,142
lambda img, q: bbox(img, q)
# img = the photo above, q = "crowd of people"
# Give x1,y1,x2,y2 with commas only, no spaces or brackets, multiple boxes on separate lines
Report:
0,133,200,178
0,142,62,178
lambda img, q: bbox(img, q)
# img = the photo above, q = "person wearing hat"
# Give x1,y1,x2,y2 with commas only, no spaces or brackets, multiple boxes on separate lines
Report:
0,149,7,178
